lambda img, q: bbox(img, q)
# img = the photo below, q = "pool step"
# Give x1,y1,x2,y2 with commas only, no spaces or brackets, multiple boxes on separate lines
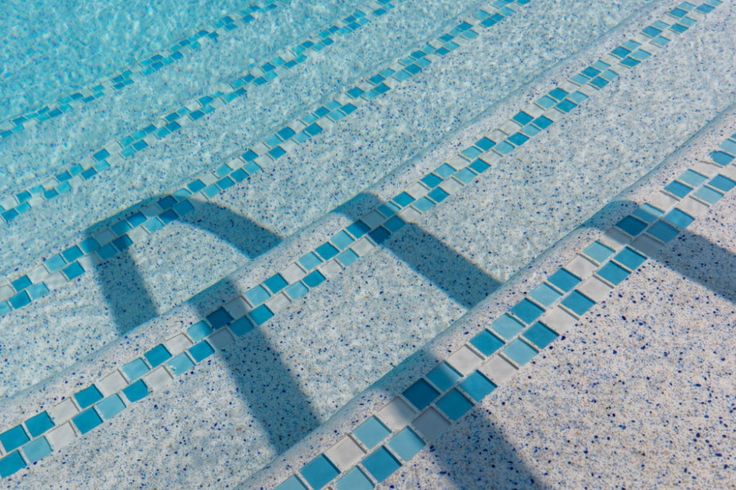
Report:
1,0,733,485
0,0,657,399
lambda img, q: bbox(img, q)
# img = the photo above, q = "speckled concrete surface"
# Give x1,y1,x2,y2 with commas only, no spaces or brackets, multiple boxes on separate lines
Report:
2,0,735,488
0,0,663,398
246,92,736,490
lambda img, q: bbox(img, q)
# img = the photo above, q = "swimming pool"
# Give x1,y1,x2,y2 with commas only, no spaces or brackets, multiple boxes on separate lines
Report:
1,0,734,487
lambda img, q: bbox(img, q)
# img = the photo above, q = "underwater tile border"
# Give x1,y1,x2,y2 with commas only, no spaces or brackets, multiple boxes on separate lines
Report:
0,0,408,224
0,0,532,318
0,0,288,138
0,0,724,480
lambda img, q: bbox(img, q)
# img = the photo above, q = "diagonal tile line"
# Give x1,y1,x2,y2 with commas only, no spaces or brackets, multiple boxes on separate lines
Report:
0,0,288,138
0,0,408,224
0,0,531,318
0,0,721,480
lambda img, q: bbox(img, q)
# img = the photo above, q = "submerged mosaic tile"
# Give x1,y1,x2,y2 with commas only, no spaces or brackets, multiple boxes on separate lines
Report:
0,0,723,480
0,0,289,140
0,0,407,224
0,0,533,317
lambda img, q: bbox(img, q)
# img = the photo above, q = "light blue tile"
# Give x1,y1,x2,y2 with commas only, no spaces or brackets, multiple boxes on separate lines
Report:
387,427,425,461
503,339,538,366
354,417,390,449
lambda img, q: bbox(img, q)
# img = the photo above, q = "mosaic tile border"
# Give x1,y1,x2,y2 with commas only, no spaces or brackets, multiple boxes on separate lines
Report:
0,0,532,318
0,0,287,139
0,0,406,224
0,0,722,480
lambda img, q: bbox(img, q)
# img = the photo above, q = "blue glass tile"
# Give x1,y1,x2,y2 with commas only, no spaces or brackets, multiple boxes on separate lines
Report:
285,281,309,299
187,321,212,341
597,261,630,285
22,437,51,463
710,151,733,166
25,412,54,438
0,426,29,452
9,291,30,309
74,385,103,409
207,307,233,328
363,447,401,483
694,186,723,204
664,180,692,198
0,451,27,478
299,252,322,270
393,191,415,208
427,362,462,391
347,220,371,239
11,275,31,291
144,344,172,368
678,169,707,187
250,305,274,325
536,95,556,109
122,358,149,381
303,270,326,288
533,115,553,130
331,231,354,250
436,389,473,421
354,417,390,449
276,476,308,490
549,87,569,101
474,137,495,151
523,322,559,349
490,314,524,340
388,427,425,461
648,220,679,242
245,285,270,306
616,215,648,236
413,197,435,212
470,329,505,357
300,454,338,490
709,174,736,192
529,283,562,307
615,247,647,270
316,242,339,260
189,341,215,362
721,139,736,155
428,187,449,203
561,291,596,316
230,316,255,336
493,141,515,155
548,268,581,292
403,379,440,410
469,158,490,173
421,173,442,188
96,395,126,419
264,274,288,293
336,467,373,490
510,299,544,324
44,254,67,273
508,132,529,146
503,339,538,366
460,371,496,402
72,408,103,434
513,111,534,126
123,380,149,403
556,99,577,113
462,146,483,160
664,209,694,229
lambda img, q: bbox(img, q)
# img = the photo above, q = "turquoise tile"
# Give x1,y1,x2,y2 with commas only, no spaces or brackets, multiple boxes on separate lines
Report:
663,209,694,229
189,341,215,362
503,339,538,366
583,241,614,263
24,412,54,438
709,174,736,192
72,408,103,435
403,379,439,410
74,385,103,409
336,467,373,490
614,247,647,270
0,451,26,478
0,426,29,452
523,322,559,349
187,321,212,341
22,437,51,463
548,268,581,292
168,353,195,375
144,344,172,368
459,371,496,402
648,220,679,242
387,427,425,461
597,261,630,285
561,291,596,316
96,395,126,419
122,358,149,381
694,186,723,204
276,476,308,490
300,454,338,490
470,329,504,356
529,283,562,307
426,362,461,391
354,417,390,449
123,380,149,403
436,389,473,421
511,299,544,325
490,314,524,340
362,447,401,483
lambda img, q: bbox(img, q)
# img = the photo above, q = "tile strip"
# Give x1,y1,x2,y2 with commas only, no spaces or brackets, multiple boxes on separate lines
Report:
0,0,406,224
0,0,532,318
0,0,722,480
0,0,287,139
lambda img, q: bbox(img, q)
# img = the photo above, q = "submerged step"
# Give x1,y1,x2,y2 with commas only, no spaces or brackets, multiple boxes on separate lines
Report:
0,0,732,486
0,0,664,400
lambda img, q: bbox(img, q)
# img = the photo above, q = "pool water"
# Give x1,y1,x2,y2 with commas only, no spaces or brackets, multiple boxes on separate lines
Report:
0,0,734,487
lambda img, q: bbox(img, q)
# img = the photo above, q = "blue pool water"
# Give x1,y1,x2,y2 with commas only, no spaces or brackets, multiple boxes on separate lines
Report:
1,0,734,487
